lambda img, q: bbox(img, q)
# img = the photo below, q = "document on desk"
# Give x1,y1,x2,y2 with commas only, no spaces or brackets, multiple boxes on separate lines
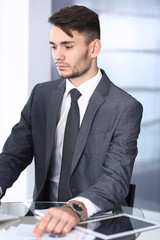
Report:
0,224,95,240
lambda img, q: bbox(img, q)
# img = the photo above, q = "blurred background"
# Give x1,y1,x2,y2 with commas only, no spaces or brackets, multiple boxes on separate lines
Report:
0,0,160,213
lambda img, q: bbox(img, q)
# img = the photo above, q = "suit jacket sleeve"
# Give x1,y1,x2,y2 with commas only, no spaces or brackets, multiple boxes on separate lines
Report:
0,85,36,197
71,91,143,212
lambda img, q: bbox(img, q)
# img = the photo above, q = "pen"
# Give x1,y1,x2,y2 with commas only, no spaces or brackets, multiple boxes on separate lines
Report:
49,233,66,238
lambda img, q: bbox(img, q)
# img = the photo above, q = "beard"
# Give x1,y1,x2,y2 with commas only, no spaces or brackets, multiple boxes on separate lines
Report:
56,50,91,80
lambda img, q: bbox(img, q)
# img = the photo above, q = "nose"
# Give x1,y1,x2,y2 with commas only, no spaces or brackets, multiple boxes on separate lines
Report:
52,47,65,61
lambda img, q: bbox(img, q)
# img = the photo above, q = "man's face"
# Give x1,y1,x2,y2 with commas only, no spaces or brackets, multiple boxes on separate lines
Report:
49,26,94,83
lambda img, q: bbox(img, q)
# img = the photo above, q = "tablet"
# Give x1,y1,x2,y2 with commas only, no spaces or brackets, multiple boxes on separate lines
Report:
76,213,160,239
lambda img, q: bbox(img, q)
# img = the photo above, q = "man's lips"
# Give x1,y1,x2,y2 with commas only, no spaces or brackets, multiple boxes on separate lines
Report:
57,64,67,68
55,62,69,68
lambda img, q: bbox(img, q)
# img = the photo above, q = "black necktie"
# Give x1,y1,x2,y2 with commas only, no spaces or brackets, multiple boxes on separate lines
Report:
58,88,81,201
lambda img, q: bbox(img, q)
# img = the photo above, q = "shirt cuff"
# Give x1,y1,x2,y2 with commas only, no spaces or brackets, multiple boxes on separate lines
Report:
70,196,101,217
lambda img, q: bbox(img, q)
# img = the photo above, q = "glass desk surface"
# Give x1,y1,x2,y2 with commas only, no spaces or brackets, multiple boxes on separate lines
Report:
0,202,147,240
0,201,144,217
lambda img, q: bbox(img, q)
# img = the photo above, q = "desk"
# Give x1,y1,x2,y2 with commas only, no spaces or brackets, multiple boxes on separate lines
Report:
135,209,160,240
0,202,159,239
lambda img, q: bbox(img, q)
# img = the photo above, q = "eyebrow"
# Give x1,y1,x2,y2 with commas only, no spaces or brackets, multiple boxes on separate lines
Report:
49,41,75,45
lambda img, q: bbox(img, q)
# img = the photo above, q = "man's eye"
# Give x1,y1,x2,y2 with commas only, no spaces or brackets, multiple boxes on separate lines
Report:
65,46,73,49
51,46,56,50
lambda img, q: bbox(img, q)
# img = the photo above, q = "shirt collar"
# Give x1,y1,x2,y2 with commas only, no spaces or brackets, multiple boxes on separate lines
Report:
65,69,102,102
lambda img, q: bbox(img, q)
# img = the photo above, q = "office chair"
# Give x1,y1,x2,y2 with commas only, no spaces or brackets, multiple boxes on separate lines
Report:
125,184,136,207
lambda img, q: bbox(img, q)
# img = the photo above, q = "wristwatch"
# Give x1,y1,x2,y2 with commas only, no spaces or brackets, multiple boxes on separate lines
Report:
66,202,85,220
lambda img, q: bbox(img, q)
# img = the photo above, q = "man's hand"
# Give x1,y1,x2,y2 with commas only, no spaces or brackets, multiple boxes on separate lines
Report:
33,205,81,238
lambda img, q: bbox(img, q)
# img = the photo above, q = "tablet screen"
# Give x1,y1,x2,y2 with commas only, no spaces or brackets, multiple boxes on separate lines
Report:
78,214,159,239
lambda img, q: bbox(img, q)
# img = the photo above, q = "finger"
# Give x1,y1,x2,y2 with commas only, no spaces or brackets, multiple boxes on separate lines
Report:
34,210,53,238
53,208,80,234
46,214,61,233
61,213,80,234
48,218,67,234
62,220,76,233
46,207,68,233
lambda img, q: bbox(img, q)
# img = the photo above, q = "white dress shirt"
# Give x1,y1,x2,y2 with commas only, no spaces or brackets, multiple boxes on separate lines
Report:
49,69,102,217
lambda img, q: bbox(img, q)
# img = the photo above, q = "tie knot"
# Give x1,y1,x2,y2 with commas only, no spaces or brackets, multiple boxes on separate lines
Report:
70,89,81,103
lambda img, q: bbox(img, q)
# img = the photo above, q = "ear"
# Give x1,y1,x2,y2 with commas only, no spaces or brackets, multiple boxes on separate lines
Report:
90,39,101,58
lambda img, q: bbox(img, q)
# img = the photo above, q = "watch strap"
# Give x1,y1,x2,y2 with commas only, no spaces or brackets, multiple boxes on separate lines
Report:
66,202,85,220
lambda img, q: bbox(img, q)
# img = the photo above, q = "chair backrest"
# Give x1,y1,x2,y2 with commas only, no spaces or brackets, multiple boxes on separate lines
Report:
125,184,136,207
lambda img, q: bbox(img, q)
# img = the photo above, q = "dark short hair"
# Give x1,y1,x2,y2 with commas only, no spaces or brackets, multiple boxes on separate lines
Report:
48,5,100,43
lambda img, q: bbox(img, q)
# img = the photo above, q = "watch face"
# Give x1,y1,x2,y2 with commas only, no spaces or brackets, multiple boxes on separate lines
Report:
73,203,83,212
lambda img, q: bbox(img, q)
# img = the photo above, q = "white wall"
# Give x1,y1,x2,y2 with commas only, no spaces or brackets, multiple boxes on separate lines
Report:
26,0,52,199
0,0,52,201
0,0,29,201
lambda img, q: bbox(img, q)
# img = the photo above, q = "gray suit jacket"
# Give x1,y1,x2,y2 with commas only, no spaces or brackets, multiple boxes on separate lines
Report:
0,69,143,212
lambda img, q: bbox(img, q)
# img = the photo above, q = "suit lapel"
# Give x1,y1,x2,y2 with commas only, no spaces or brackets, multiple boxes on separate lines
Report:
71,71,111,173
45,80,66,176
44,71,111,178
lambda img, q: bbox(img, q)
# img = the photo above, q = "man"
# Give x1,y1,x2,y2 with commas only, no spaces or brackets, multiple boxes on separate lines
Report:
0,5,143,238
